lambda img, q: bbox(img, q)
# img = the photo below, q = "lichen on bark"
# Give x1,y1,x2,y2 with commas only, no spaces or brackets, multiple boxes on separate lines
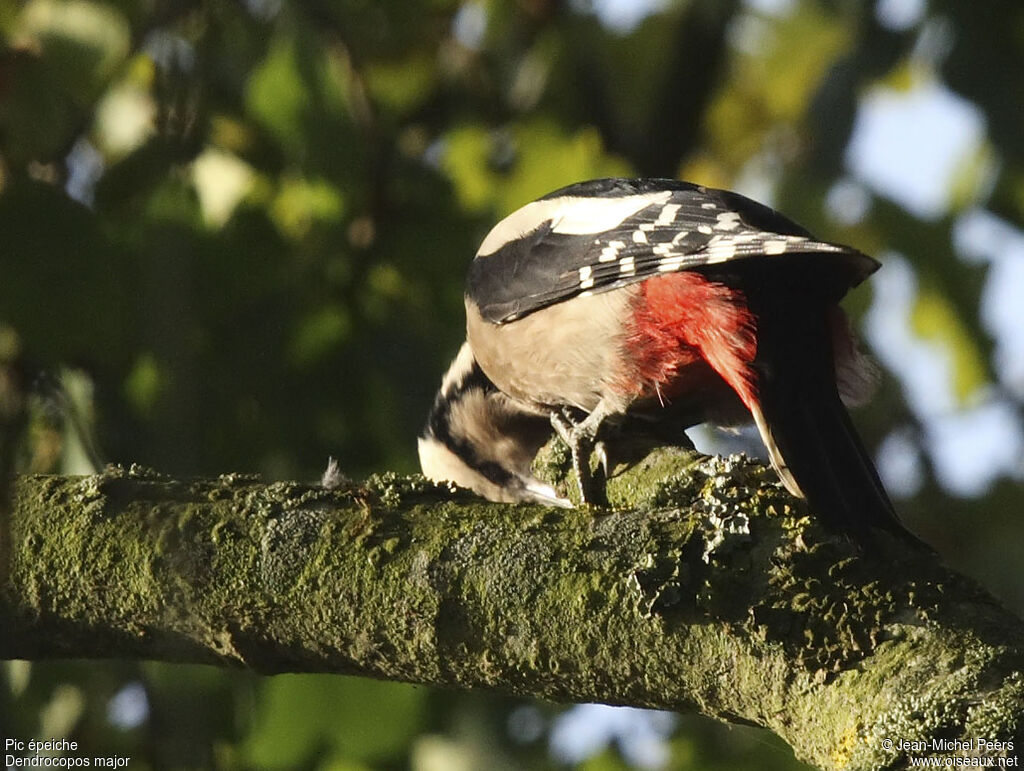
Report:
1,448,1022,771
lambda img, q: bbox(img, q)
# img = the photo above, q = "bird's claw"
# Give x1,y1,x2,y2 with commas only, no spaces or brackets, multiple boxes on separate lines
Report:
549,409,608,507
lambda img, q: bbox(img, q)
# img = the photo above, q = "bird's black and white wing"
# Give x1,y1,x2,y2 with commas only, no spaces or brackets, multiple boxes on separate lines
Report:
467,178,877,324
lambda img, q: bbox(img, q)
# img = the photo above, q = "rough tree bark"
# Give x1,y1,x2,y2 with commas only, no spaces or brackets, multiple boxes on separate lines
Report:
1,446,1022,771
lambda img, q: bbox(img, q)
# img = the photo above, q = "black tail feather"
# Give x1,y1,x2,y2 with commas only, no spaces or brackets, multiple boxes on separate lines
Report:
743,274,913,543
755,367,901,537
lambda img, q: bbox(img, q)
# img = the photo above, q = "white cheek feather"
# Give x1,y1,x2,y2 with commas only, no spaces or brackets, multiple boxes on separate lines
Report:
475,191,672,257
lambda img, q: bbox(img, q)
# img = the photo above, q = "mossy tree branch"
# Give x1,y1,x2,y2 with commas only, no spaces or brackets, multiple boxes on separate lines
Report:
1,447,1022,771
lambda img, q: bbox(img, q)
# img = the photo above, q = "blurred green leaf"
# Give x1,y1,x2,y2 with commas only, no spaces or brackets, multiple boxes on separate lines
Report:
0,0,130,161
271,174,345,240
245,21,357,174
578,749,633,771
443,118,630,217
706,0,850,170
38,683,85,737
0,178,133,366
948,140,998,212
497,120,631,213
123,353,163,417
910,286,988,404
244,675,427,768
290,305,352,366
441,123,493,213
247,31,314,153
365,51,438,116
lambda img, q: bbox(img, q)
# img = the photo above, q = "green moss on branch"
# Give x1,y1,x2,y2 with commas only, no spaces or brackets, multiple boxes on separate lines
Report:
1,451,1022,771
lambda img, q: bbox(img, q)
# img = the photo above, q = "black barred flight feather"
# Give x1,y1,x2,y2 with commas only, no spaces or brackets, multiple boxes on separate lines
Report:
467,178,878,324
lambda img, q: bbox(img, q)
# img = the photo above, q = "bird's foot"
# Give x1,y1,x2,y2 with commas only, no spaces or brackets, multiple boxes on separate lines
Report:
550,408,608,507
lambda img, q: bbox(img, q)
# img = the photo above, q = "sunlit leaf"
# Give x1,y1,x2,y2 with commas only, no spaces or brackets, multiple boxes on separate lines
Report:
245,25,352,164
365,51,438,116
38,683,85,738
947,140,998,213
497,120,631,213
443,118,630,217
192,148,256,227
270,175,345,240
209,114,258,156
409,734,477,771
17,0,129,90
246,32,311,152
327,677,427,760
90,54,157,160
441,123,493,213
705,1,850,170
677,153,734,190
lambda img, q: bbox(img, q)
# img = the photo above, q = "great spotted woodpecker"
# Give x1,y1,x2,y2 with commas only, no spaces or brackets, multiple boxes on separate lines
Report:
419,178,905,539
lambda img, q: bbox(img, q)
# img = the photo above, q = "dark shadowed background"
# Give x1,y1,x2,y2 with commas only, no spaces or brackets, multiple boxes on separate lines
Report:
2,0,1022,768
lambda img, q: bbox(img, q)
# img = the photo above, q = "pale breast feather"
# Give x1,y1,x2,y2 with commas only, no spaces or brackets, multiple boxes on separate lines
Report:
467,179,874,325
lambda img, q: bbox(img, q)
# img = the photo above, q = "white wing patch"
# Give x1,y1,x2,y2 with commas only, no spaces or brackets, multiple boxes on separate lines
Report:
599,240,627,263
655,203,681,225
578,265,594,289
715,211,741,231
476,191,672,257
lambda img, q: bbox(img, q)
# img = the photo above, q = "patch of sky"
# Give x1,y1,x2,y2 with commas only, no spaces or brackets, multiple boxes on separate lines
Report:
107,681,149,731
846,77,988,220
549,704,677,769
571,0,668,34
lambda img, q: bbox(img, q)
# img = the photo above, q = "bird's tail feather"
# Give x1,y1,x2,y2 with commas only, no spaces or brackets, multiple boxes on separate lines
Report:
746,286,910,541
